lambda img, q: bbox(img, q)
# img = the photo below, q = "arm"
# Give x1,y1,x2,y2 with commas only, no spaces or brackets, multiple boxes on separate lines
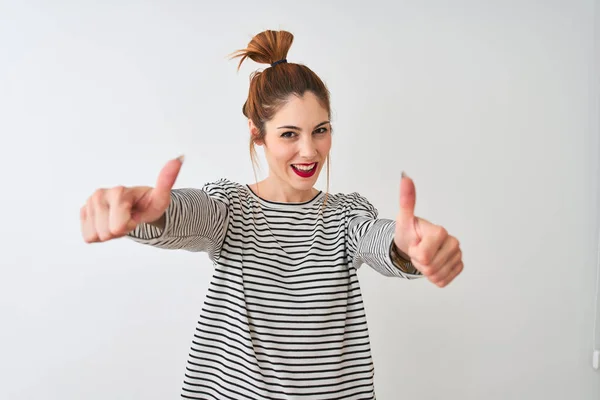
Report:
346,193,422,279
128,181,229,260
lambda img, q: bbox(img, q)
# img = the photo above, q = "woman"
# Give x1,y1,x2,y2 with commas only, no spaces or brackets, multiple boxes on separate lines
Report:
80,30,463,400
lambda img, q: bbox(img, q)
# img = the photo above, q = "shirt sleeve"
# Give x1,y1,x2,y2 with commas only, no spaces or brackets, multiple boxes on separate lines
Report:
126,180,229,261
345,193,422,279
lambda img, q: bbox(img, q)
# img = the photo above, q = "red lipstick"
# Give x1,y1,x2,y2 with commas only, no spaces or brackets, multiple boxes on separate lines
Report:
291,163,318,178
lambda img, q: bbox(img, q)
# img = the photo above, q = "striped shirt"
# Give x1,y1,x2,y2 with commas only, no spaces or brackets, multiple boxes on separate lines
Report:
128,178,422,399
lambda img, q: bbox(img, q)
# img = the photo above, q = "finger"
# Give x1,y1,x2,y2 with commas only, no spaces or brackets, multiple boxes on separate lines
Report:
81,205,95,243
91,190,111,241
429,248,462,285
409,225,448,265
397,172,417,232
437,261,464,288
409,258,430,276
83,201,99,243
153,155,184,201
107,186,137,237
429,236,460,269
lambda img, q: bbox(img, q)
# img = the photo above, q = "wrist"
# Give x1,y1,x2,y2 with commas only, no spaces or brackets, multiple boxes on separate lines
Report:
148,213,166,230
390,241,416,273
393,242,410,261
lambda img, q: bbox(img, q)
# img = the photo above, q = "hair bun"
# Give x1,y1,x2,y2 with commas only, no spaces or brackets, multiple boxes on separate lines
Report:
230,30,294,70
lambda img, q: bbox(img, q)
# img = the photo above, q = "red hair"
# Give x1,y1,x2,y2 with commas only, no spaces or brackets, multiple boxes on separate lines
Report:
229,30,332,200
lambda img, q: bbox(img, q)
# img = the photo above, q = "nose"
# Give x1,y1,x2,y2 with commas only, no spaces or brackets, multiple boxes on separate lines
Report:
298,135,318,159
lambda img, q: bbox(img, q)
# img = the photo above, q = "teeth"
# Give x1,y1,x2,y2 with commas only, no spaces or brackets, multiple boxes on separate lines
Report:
293,163,316,171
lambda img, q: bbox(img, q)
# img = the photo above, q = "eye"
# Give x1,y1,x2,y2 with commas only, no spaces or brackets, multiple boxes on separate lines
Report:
314,127,329,134
281,131,296,138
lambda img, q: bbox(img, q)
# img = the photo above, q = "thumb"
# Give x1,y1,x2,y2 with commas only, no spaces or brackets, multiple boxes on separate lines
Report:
150,155,185,206
396,171,421,250
398,171,416,225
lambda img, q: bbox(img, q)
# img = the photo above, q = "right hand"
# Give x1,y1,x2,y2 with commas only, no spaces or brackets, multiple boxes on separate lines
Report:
80,156,184,243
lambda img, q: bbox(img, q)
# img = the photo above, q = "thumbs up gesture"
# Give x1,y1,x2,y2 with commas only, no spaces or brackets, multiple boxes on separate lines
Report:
80,156,184,243
394,173,463,287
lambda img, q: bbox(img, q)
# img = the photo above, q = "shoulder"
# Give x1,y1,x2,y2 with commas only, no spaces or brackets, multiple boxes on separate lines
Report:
325,191,378,217
201,178,247,205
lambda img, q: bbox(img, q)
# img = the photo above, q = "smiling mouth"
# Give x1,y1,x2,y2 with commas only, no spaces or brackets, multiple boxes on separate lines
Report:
291,163,318,178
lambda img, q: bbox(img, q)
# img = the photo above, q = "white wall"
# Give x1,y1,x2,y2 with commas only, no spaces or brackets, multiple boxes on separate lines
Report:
1,0,599,399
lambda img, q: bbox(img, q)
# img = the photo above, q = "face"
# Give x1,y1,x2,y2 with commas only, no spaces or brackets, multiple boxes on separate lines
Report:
252,91,332,193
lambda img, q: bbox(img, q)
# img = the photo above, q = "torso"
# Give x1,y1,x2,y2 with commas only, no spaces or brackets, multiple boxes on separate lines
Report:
180,181,377,399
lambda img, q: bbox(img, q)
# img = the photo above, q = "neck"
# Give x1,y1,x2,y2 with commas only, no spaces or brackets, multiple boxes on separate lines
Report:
251,176,318,203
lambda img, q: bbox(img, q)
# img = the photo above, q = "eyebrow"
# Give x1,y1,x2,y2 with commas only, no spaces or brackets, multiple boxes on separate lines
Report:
276,121,330,130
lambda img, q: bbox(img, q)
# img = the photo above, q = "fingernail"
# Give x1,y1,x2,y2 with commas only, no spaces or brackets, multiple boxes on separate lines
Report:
402,171,409,178
177,154,185,163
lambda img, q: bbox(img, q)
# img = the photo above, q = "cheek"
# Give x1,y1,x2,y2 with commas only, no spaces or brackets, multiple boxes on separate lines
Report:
265,143,296,166
318,135,332,155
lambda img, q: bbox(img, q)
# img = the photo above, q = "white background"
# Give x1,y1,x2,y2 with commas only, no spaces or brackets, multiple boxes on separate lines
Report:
1,0,599,399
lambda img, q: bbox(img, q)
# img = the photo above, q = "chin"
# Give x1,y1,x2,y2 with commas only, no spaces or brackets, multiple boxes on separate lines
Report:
292,179,318,191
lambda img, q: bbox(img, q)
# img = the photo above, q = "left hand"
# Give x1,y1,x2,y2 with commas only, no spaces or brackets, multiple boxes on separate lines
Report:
394,173,463,287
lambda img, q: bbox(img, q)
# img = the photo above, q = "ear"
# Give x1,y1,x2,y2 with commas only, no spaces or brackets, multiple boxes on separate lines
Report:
248,119,264,146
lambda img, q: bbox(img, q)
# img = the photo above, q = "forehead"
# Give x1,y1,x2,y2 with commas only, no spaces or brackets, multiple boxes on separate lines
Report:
268,92,329,127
